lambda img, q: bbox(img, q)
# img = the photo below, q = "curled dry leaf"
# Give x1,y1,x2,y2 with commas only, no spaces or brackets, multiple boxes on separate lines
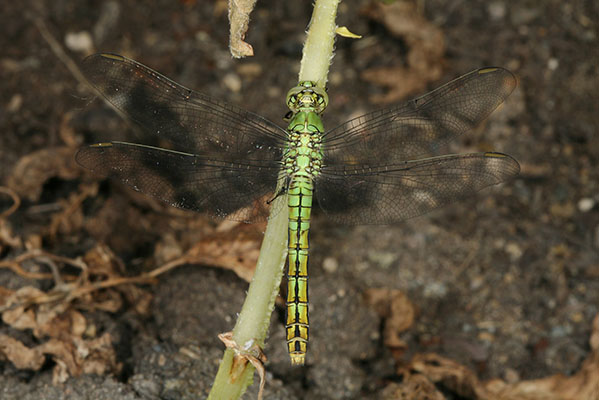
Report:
0,220,22,250
0,244,150,382
361,0,445,103
395,314,599,400
6,146,81,202
0,334,45,370
380,375,445,400
228,0,258,58
0,186,21,219
0,304,121,383
49,182,98,237
152,221,264,283
364,288,415,357
38,333,120,384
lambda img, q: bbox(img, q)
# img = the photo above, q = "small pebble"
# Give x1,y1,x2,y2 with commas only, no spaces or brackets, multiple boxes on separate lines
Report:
322,257,339,273
470,276,484,290
64,31,94,53
547,58,559,70
578,197,595,212
505,242,523,261
423,281,448,298
488,2,506,20
7,94,22,112
222,73,242,93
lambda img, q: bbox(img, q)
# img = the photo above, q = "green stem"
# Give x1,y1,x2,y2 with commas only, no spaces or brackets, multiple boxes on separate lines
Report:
208,0,339,398
300,0,341,88
208,195,287,399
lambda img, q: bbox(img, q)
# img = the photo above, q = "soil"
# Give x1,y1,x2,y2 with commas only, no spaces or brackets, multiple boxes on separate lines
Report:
1,0,598,399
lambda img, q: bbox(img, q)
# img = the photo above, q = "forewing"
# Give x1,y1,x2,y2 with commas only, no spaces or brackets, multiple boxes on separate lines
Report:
315,152,520,225
81,53,287,159
323,67,516,163
76,141,283,222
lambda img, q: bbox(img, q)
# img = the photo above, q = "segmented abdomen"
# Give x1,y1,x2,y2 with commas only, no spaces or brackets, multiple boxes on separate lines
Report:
286,176,313,365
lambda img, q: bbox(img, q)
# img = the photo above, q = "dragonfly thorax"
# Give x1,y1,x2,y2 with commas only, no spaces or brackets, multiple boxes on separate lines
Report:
284,110,324,179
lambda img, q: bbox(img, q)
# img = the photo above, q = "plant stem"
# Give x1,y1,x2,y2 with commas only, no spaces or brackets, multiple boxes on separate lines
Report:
208,195,287,400
208,0,340,397
300,0,341,88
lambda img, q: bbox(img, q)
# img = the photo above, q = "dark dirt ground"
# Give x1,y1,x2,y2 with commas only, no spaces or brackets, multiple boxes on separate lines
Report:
1,0,599,399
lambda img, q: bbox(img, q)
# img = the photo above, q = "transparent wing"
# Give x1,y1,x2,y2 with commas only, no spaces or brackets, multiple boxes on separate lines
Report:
78,54,288,221
76,142,283,222
315,152,520,225
81,53,288,156
322,67,517,162
316,67,519,224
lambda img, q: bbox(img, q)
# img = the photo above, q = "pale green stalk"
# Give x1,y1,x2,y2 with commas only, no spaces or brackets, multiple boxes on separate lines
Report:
208,0,339,398
299,0,340,88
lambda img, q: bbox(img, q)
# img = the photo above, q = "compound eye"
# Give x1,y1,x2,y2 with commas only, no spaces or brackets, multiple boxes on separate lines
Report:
311,87,329,112
286,86,304,111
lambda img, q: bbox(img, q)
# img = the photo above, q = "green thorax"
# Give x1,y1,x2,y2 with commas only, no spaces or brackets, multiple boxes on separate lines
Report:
284,81,328,178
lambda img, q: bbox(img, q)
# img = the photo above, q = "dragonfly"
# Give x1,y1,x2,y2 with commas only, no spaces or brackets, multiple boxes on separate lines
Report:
77,53,519,365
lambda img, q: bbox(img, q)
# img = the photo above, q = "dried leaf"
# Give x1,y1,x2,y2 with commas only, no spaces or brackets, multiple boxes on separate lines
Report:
49,182,98,236
0,286,47,312
0,220,22,249
6,146,80,202
228,0,257,58
0,246,136,382
2,305,37,330
0,186,21,220
0,334,45,370
398,315,599,400
365,288,415,356
381,375,445,400
362,0,445,103
154,221,264,282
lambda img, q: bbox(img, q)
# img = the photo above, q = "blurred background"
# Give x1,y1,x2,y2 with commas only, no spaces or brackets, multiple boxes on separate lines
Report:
0,0,598,399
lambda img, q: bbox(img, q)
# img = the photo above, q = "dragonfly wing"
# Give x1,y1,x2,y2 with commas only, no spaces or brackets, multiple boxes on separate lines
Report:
323,67,516,162
314,152,520,225
81,53,288,157
77,141,283,222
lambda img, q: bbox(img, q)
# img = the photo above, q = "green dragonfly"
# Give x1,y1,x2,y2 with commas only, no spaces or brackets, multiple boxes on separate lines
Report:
77,53,519,365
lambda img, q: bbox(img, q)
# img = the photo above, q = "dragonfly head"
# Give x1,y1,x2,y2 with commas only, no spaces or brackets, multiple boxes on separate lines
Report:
286,81,328,114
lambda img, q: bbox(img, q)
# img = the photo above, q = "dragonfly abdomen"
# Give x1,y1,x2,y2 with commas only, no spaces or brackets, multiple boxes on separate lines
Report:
286,175,313,365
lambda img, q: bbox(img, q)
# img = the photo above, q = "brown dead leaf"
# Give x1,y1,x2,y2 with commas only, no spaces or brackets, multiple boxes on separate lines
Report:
0,286,48,313
152,221,264,282
381,375,445,400
365,288,415,357
58,111,82,148
6,146,81,202
398,314,599,400
362,0,445,103
0,186,20,219
0,334,45,370
0,220,22,250
405,353,485,398
0,245,147,383
2,305,38,331
49,182,98,237
483,314,599,400
228,0,257,58
38,333,120,384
